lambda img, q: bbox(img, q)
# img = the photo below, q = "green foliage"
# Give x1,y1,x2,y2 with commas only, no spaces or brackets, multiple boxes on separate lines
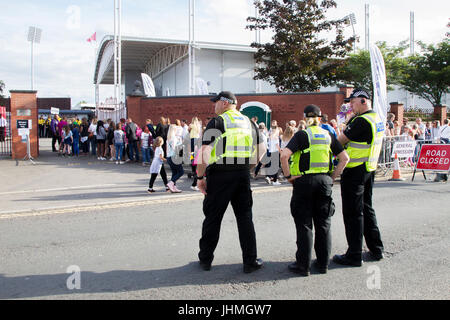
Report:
247,0,354,92
400,39,450,106
336,41,409,96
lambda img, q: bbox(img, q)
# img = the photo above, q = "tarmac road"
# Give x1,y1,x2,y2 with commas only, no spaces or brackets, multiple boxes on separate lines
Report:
0,176,448,300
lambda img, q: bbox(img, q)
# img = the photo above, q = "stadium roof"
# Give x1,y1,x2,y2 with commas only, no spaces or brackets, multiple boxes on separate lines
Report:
94,35,257,85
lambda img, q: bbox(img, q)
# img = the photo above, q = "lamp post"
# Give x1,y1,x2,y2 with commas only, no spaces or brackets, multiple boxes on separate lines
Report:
27,26,42,90
114,0,122,105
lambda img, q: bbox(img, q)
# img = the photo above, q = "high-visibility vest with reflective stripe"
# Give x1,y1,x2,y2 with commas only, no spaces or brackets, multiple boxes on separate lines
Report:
209,109,254,164
345,112,385,172
290,126,333,175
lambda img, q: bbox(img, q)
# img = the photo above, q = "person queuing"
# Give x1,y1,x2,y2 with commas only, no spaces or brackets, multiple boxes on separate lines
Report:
125,118,139,162
96,120,107,160
72,124,80,157
195,91,267,273
333,88,385,267
50,115,60,152
280,105,349,276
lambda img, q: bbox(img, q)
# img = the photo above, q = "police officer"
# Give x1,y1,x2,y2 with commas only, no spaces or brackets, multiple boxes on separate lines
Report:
280,105,349,276
196,91,267,273
333,89,385,267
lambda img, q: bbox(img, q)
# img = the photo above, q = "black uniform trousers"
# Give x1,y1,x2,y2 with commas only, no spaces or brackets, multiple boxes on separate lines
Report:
199,169,257,265
340,164,384,260
290,174,334,270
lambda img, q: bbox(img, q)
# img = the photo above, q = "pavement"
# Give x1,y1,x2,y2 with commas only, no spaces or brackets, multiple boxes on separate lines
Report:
0,138,437,217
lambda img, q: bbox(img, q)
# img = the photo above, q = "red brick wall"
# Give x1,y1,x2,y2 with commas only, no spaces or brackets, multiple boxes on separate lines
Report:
129,92,346,129
10,91,39,159
1,97,71,112
434,105,447,125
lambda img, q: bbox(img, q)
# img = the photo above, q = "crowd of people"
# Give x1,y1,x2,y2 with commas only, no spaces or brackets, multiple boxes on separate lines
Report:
42,108,450,193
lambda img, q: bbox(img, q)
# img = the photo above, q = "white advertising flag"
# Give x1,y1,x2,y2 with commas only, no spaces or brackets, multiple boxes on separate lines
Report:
369,44,388,124
196,78,209,95
141,73,156,97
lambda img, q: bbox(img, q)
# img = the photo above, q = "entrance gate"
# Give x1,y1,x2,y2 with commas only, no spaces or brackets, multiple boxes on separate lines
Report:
239,101,272,128
0,106,11,157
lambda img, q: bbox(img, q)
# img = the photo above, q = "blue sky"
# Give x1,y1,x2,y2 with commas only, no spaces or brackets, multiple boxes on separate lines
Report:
0,0,448,105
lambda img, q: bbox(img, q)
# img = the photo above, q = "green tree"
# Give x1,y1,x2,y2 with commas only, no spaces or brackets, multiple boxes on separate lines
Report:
400,39,450,106
336,41,409,97
246,0,354,92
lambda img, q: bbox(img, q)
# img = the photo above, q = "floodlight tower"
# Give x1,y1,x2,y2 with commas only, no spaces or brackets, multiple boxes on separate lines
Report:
348,13,357,53
365,4,370,50
27,26,42,90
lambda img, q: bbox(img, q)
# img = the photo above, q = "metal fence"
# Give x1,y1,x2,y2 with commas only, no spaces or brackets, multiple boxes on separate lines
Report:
96,102,127,124
0,111,12,157
377,135,435,175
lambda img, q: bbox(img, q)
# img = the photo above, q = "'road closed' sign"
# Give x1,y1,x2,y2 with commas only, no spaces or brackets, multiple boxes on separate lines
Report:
416,144,450,171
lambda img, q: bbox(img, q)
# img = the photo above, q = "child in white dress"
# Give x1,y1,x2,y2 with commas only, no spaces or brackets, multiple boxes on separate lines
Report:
148,137,169,193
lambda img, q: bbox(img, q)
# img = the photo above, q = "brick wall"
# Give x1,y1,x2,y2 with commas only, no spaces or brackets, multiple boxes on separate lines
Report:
10,91,39,159
434,105,447,125
128,92,347,129
1,97,71,112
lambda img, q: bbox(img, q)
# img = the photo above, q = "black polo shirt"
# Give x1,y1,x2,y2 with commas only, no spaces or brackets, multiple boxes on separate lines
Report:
286,127,344,174
203,114,262,173
344,110,375,144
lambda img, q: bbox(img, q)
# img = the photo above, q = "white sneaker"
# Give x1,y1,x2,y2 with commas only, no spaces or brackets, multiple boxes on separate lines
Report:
97,157,101,160
272,181,282,186
119,161,125,164
190,186,200,191
110,158,114,161
167,181,176,193
116,161,119,164
265,177,272,184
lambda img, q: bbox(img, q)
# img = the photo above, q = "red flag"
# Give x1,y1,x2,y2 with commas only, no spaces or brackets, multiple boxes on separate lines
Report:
87,32,96,43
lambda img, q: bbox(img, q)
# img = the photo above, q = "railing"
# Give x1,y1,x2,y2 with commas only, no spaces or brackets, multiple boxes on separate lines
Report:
96,102,127,124
403,107,437,122
377,135,436,175
0,111,12,157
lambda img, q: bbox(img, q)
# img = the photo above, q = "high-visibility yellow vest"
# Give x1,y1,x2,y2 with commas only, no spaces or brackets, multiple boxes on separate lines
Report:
209,109,254,165
290,126,333,175
345,112,384,172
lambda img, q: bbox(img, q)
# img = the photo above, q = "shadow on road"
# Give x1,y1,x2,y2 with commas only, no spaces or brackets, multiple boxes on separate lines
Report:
0,259,343,299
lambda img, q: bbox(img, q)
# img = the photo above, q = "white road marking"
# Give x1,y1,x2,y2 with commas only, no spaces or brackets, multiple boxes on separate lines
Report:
0,184,118,196
0,186,292,220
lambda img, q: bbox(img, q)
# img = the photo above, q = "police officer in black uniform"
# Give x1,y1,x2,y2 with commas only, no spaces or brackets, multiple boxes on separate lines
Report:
196,91,267,273
333,89,385,267
281,105,349,276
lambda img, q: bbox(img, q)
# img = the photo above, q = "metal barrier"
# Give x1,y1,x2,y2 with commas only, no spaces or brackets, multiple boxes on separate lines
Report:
0,111,12,157
96,101,127,124
377,136,435,175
